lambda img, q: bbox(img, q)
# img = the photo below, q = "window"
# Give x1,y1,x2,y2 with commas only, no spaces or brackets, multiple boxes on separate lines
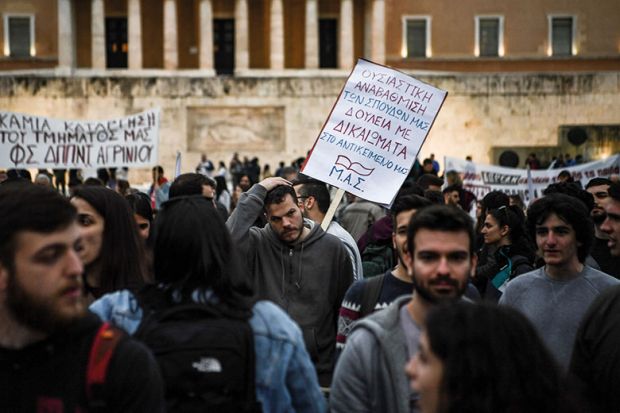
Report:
549,16,575,56
403,17,430,58
3,14,34,57
476,16,503,57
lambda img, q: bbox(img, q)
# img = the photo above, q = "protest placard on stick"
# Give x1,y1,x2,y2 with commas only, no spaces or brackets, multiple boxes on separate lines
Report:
0,109,160,169
302,59,447,206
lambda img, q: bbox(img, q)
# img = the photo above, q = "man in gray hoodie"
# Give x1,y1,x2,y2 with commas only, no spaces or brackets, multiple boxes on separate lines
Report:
227,177,353,387
330,205,477,413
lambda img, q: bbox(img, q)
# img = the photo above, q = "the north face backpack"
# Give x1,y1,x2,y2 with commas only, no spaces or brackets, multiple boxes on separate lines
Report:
134,290,262,413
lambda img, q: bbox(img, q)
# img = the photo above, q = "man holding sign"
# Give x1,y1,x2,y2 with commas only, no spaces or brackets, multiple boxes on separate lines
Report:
226,177,353,387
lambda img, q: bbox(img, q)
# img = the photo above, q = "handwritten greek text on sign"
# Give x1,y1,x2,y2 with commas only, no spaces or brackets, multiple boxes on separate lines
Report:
0,109,160,169
302,59,447,205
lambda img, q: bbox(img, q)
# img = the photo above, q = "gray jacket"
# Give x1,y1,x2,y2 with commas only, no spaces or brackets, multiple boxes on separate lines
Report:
330,295,413,413
227,184,353,385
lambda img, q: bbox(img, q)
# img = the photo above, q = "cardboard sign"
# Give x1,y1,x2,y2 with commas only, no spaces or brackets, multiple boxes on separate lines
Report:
0,109,160,169
302,59,447,205
445,155,620,204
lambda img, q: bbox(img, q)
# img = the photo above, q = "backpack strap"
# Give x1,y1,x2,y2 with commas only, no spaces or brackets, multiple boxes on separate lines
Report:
86,322,124,410
359,273,386,317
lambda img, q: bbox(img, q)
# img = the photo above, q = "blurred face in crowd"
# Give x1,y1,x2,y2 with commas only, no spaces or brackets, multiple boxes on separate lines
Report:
481,213,508,246
266,194,304,244
202,184,215,199
601,198,620,256
393,209,417,269
406,332,444,413
587,184,610,224
1,222,86,334
70,197,104,266
535,213,579,268
239,176,251,191
444,190,460,207
134,214,150,240
402,229,475,304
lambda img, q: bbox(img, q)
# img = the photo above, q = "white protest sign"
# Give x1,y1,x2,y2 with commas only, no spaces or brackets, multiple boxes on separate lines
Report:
445,155,620,204
0,109,160,169
302,59,447,205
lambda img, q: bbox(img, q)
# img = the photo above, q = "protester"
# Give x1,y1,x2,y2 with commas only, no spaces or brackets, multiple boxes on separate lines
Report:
293,176,363,280
169,172,228,221
226,177,353,386
570,182,620,413
335,194,432,354
442,185,460,208
148,165,170,212
406,303,578,413
215,175,232,213
196,152,215,177
500,193,619,369
70,186,149,300
91,195,326,412
477,205,535,301
125,192,154,241
586,178,620,277
330,205,477,413
0,183,164,412
340,195,386,242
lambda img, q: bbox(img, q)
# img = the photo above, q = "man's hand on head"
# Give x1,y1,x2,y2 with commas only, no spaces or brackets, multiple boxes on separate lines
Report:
259,177,291,192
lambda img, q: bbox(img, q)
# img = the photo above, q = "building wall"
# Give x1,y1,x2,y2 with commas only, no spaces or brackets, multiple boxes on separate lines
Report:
386,0,620,71
0,72,617,183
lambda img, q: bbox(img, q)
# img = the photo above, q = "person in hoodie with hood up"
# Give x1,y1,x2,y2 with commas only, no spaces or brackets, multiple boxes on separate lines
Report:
227,176,353,388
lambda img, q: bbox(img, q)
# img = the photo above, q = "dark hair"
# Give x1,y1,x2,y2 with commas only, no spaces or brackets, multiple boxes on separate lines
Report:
487,205,527,244
125,192,153,223
152,165,164,175
417,174,444,190
71,186,149,295
557,170,574,182
526,193,593,263
425,302,568,413
407,205,475,255
170,173,211,198
586,177,612,189
543,182,594,212
0,183,76,271
391,194,432,228
424,189,444,205
264,185,298,208
609,182,620,202
442,184,460,195
153,195,254,313
509,194,525,211
477,191,510,233
84,177,104,186
214,176,228,198
293,176,330,214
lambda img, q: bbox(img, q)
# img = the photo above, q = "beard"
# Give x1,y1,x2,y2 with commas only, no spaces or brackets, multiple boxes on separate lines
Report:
413,275,467,304
6,270,86,334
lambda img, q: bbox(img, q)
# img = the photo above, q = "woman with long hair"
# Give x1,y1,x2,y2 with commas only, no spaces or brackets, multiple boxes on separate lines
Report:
477,205,535,301
406,303,581,413
71,185,149,299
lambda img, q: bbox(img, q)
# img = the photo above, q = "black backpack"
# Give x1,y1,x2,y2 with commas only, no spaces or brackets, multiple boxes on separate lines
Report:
134,289,262,413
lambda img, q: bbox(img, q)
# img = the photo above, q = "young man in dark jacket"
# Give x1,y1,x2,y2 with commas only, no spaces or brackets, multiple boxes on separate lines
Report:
0,183,164,412
227,177,353,387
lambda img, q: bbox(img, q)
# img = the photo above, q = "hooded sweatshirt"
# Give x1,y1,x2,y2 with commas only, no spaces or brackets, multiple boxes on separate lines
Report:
227,184,353,386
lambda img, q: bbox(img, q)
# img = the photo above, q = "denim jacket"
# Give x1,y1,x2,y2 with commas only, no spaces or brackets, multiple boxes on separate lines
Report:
90,290,326,413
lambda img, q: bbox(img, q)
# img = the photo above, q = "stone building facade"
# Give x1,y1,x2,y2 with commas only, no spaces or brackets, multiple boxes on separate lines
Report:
0,0,618,180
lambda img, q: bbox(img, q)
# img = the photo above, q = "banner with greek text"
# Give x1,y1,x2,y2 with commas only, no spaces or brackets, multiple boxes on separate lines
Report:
444,155,620,204
302,59,447,205
0,109,160,169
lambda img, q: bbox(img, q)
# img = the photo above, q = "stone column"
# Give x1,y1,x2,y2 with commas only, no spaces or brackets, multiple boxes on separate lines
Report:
91,0,106,68
370,0,385,64
199,0,214,70
304,0,318,68
270,0,284,69
128,0,143,69
58,0,76,69
339,0,354,69
163,0,178,70
234,0,249,70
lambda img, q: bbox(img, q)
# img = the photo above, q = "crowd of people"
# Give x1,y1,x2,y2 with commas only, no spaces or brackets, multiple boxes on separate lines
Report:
2,150,620,413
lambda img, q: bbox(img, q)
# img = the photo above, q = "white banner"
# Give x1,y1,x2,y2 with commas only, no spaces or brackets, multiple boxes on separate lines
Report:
444,155,620,204
0,109,160,169
302,59,447,205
